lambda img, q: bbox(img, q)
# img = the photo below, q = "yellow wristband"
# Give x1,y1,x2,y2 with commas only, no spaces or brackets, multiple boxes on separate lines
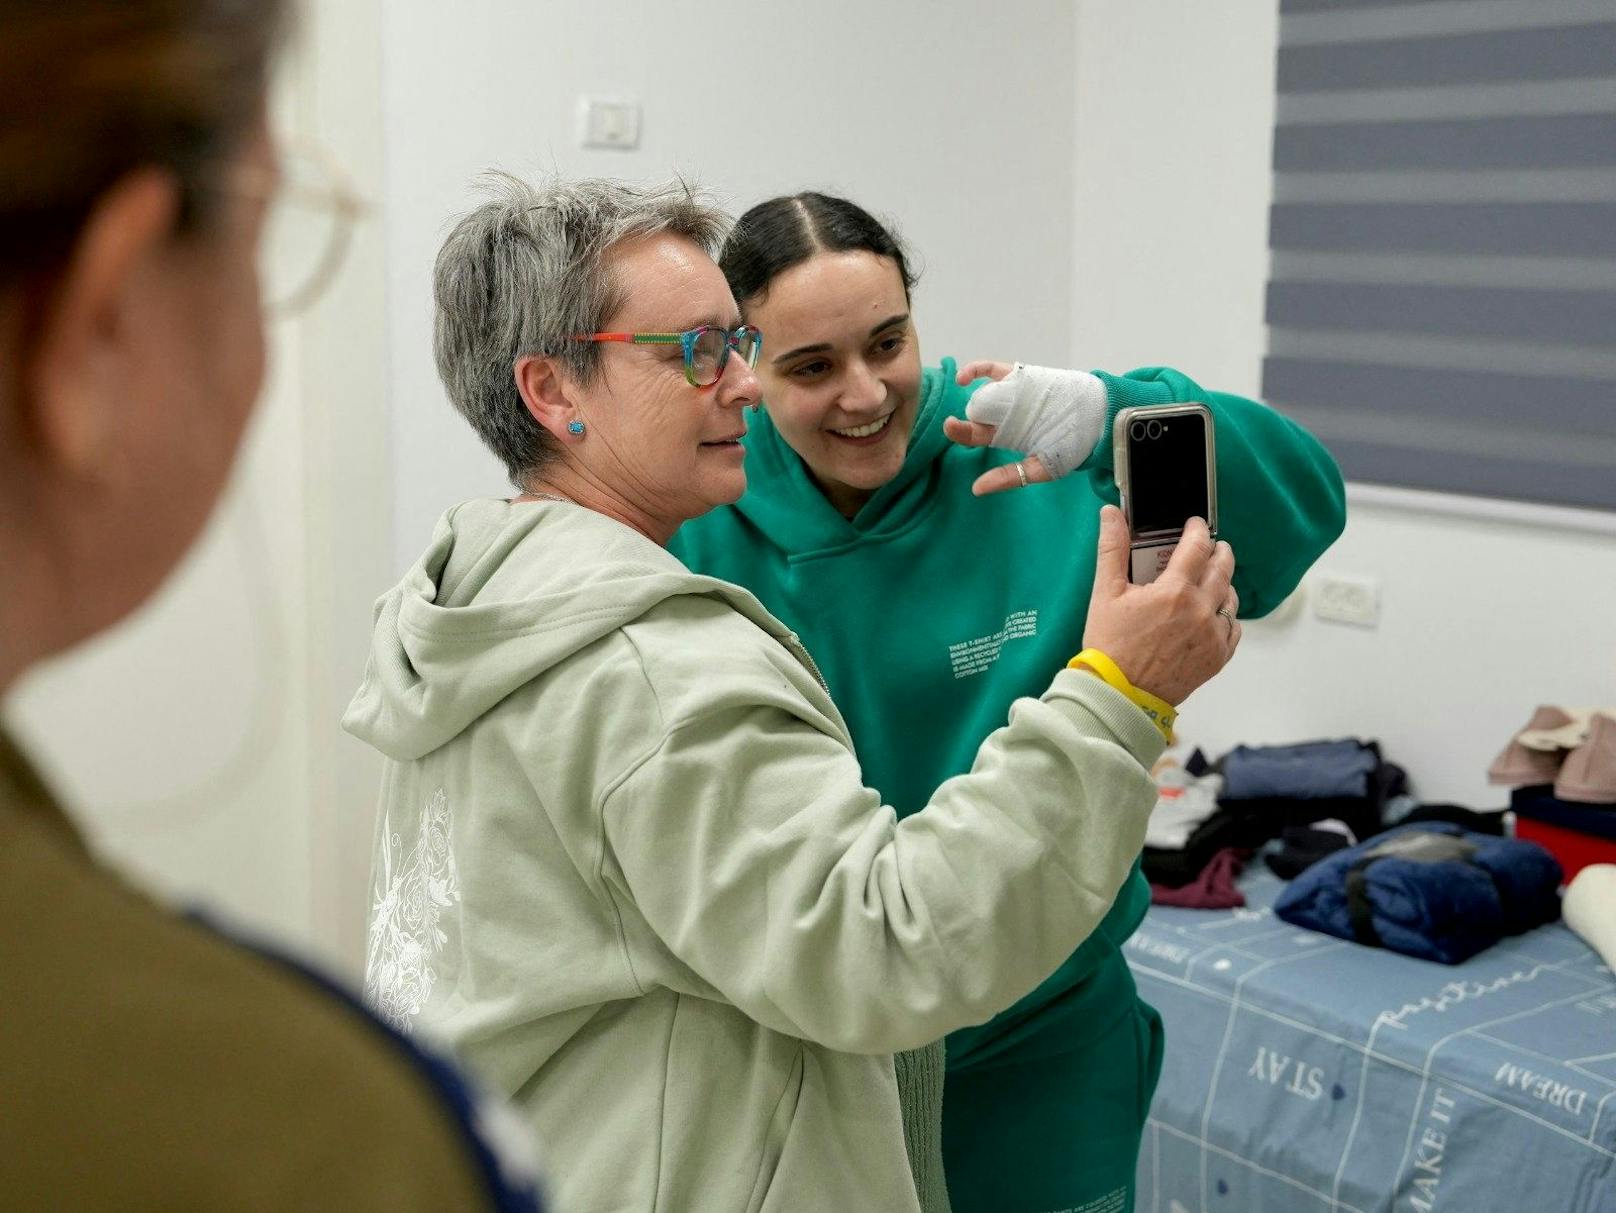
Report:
1067,648,1177,743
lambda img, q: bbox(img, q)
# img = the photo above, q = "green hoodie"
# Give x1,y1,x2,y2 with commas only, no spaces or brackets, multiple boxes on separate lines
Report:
669,360,1346,1063
345,498,1170,1213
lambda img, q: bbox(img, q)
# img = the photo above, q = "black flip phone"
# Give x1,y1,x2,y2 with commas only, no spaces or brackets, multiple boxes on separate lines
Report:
1112,404,1218,584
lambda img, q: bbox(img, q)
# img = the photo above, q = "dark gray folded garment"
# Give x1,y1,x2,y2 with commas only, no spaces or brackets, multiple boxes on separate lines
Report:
1223,738,1379,800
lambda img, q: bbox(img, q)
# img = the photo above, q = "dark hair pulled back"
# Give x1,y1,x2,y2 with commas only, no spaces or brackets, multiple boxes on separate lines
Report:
719,192,917,310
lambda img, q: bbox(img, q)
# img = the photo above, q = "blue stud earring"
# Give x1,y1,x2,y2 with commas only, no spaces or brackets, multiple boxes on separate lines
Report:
567,420,586,436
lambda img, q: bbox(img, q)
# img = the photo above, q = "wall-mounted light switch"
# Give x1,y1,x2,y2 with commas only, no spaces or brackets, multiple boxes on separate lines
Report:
579,97,641,150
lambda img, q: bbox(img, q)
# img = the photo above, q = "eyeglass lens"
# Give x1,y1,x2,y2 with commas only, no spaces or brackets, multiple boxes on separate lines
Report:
689,327,760,386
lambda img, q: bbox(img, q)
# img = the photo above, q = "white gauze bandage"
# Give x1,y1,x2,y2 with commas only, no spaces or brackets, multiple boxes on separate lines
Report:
963,364,1108,480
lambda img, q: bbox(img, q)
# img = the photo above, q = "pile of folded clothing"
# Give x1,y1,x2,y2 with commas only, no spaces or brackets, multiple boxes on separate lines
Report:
1489,705,1616,881
1273,823,1562,964
1144,739,1404,904
1488,705,1616,804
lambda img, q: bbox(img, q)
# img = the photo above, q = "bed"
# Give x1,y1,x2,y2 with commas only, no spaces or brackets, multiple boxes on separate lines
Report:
1127,867,1616,1212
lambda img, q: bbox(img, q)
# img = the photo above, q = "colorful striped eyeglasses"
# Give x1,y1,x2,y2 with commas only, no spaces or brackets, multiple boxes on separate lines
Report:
570,324,762,388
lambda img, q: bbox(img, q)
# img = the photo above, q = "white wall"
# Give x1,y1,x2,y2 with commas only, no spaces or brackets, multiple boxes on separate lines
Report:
1070,0,1616,808
380,0,1081,570
1071,0,1279,398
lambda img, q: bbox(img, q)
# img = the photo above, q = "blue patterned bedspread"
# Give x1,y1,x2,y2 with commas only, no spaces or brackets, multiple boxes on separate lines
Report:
1128,868,1616,1212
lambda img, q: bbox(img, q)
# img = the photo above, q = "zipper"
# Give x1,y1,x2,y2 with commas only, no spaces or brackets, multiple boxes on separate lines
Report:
783,632,830,695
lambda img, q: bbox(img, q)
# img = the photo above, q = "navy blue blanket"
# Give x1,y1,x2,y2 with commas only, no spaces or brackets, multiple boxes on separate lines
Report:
1274,823,1561,964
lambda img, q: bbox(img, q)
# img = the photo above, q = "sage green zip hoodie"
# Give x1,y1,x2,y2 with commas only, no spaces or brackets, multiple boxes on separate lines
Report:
344,497,1165,1213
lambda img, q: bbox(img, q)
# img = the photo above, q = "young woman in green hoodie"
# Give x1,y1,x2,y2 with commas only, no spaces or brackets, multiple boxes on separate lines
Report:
668,193,1348,1213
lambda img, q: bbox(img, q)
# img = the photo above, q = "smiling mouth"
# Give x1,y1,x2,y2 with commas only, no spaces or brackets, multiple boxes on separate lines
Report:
828,413,894,439
701,435,745,446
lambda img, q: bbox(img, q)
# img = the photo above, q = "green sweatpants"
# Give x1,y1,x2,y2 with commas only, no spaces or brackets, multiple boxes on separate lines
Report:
941,962,1164,1213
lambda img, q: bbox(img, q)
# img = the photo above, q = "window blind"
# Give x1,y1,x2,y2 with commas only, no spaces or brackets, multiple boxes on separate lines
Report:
1262,0,1616,511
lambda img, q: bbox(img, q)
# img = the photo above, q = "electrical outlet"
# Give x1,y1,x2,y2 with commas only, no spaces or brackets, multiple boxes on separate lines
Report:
1312,572,1380,628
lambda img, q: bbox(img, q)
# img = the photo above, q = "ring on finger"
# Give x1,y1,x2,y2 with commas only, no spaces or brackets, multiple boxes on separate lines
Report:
1015,460,1029,489
1216,604,1236,634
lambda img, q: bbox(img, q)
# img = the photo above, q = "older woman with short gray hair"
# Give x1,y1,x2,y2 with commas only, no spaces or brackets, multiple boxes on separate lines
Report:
433,174,730,490
345,173,1238,1213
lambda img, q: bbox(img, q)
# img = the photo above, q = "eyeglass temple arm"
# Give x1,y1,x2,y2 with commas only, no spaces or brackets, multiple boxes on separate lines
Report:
573,332,683,345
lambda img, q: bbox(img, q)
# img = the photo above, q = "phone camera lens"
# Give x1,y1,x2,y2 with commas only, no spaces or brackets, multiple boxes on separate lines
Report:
1130,421,1148,442
1146,420,1163,440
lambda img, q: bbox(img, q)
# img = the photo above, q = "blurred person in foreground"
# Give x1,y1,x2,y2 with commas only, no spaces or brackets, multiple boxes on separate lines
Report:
0,3,542,1207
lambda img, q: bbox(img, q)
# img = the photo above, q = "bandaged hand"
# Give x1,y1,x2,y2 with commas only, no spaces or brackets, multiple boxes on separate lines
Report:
942,361,1109,496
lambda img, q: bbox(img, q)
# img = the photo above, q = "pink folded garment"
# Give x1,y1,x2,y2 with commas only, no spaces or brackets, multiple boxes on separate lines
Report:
1488,704,1573,787
1556,713,1616,804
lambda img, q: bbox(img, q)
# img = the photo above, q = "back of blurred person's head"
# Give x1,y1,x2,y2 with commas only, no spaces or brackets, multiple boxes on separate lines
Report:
0,0,289,692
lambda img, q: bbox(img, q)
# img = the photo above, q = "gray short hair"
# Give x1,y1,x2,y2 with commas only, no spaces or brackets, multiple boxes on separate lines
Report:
432,173,731,484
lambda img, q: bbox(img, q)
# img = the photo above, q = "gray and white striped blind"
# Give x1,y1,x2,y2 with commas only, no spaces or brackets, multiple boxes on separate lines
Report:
1261,0,1616,511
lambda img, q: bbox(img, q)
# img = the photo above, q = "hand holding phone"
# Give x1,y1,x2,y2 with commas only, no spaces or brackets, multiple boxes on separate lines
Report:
1112,404,1218,584
1082,507,1240,707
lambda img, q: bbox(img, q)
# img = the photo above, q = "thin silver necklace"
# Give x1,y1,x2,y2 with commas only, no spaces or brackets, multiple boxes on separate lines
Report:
518,483,573,505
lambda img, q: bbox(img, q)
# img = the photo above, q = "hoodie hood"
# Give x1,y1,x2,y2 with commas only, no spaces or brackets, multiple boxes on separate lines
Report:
344,498,788,762
730,357,976,556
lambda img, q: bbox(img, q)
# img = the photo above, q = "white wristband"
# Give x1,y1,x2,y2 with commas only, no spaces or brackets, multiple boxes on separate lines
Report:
963,364,1108,480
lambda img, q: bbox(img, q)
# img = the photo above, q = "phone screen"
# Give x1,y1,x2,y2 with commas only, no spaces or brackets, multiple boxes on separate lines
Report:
1127,412,1210,538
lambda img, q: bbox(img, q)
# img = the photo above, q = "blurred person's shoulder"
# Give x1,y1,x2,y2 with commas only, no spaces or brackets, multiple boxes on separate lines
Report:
0,734,543,1212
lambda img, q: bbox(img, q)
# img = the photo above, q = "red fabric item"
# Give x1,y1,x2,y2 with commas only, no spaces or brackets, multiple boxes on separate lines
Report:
1513,816,1616,883
1150,847,1252,909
